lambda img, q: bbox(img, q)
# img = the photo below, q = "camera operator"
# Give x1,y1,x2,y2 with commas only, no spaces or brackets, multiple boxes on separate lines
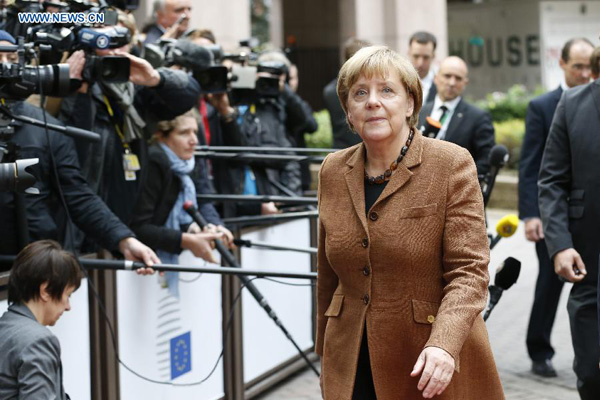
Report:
58,18,201,240
0,31,158,272
222,50,307,204
182,31,277,218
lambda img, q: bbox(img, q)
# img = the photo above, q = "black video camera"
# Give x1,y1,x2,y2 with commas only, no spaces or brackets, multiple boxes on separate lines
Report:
28,25,131,84
144,39,229,94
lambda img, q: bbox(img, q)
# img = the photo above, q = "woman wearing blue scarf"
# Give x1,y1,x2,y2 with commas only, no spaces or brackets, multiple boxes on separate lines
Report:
130,110,234,297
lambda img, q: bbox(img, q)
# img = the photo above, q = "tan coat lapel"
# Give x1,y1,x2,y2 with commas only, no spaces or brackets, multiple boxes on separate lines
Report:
344,144,368,233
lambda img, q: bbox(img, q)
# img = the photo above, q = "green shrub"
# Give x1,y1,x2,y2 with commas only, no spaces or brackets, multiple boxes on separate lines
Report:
476,84,544,122
494,118,525,170
305,109,333,150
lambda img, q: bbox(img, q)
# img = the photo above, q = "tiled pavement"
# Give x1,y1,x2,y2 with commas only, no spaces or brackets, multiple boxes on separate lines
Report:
257,210,580,400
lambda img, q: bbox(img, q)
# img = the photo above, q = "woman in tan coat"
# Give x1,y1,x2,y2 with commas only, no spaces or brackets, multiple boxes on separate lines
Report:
316,46,504,399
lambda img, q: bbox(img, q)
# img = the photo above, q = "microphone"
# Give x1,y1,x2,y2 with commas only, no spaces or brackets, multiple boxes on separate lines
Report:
489,214,519,249
496,214,519,237
483,257,521,321
182,200,320,376
419,116,442,138
481,144,509,207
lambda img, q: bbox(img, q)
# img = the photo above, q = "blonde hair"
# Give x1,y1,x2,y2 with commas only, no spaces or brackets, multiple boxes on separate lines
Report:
154,109,199,141
336,45,423,129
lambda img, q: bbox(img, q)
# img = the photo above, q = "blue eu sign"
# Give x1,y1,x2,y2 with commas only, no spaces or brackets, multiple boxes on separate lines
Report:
170,331,191,380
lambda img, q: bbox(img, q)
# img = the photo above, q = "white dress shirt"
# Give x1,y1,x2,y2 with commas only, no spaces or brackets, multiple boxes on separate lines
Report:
431,95,462,140
421,69,435,105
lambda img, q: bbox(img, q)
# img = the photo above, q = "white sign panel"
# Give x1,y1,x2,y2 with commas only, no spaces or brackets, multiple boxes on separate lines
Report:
117,251,224,400
240,219,314,382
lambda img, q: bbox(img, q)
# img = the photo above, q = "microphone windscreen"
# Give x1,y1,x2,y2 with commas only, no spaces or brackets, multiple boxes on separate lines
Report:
183,200,194,210
494,257,521,290
421,116,442,138
489,144,509,168
495,214,519,237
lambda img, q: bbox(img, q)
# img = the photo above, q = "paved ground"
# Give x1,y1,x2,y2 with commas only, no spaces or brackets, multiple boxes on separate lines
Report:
256,210,579,399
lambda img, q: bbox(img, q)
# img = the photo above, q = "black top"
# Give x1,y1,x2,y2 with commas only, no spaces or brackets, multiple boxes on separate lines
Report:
364,180,388,215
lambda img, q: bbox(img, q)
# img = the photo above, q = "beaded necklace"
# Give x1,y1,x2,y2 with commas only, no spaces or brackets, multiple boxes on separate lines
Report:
364,129,415,185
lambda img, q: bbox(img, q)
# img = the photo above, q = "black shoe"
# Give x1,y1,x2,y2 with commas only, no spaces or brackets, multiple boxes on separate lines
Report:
532,359,558,377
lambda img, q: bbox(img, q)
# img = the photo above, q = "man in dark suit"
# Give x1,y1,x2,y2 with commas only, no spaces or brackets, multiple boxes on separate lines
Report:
323,37,369,149
143,0,192,44
408,31,438,105
539,77,600,399
418,56,495,176
519,38,594,378
592,46,600,80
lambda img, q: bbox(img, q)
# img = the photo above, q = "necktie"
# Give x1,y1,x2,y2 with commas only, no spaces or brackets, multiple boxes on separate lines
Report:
438,105,449,125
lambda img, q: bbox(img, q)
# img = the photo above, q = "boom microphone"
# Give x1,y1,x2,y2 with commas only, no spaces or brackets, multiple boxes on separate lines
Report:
483,257,521,321
182,201,320,376
489,214,519,249
481,144,509,207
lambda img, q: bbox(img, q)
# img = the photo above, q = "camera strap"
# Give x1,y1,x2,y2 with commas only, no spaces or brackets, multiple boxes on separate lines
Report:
103,95,140,181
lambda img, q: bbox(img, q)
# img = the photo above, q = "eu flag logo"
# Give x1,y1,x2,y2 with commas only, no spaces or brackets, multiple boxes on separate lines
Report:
170,331,191,380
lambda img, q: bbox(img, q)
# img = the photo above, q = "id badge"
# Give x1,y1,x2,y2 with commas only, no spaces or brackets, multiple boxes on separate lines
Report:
123,153,141,171
124,170,137,181
125,171,137,181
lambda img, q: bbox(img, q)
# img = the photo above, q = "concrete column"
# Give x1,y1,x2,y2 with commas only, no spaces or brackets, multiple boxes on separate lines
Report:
270,0,284,49
349,0,448,61
133,0,250,51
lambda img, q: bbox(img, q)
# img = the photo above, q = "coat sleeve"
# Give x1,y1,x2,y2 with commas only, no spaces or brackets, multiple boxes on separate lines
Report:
425,148,490,363
518,100,545,219
48,133,133,251
315,154,338,356
135,69,201,121
538,93,573,260
18,333,64,400
129,158,183,254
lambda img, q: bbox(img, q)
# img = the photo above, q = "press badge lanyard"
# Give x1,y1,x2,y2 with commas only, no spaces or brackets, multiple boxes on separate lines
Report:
103,95,140,181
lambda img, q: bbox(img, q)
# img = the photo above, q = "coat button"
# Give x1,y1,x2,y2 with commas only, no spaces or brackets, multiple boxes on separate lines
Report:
362,238,369,248
362,266,370,276
427,315,435,324
363,294,370,305
369,212,378,221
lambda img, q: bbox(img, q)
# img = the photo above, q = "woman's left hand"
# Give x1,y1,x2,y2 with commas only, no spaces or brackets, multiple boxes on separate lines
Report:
410,346,455,398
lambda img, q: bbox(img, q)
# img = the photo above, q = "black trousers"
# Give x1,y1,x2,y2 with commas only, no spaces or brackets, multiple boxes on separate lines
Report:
567,283,600,400
526,239,564,361
352,327,377,399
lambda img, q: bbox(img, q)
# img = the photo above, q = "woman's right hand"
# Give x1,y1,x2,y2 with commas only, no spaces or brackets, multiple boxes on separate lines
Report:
181,232,224,263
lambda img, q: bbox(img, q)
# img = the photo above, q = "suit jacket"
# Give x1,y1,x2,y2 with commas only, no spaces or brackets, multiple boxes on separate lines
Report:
539,80,600,286
419,98,495,176
323,78,362,149
518,87,562,219
0,303,67,400
424,81,437,104
316,130,503,399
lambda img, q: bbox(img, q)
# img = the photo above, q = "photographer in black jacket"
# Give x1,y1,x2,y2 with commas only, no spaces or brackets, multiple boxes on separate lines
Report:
0,32,158,271
59,17,200,231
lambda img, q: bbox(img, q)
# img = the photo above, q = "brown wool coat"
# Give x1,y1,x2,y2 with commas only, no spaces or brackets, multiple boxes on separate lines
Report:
316,130,504,400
